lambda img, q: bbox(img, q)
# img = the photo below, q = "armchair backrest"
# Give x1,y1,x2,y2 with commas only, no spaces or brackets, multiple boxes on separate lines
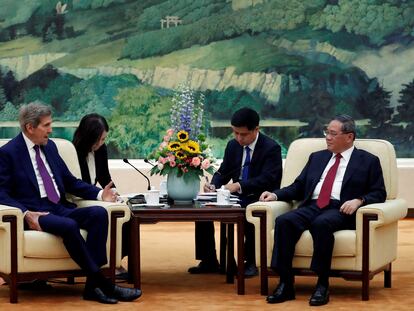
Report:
281,138,398,200
0,138,81,179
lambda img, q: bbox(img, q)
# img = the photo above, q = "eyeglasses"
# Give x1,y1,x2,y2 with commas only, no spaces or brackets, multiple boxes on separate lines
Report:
323,130,345,138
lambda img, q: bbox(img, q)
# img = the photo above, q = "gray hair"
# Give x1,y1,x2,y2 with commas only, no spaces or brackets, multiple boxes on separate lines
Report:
332,114,356,140
19,101,52,132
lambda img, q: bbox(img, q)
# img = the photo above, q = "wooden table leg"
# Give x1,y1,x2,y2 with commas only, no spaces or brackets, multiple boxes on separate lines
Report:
129,216,141,288
237,216,245,295
219,223,227,274
226,224,234,284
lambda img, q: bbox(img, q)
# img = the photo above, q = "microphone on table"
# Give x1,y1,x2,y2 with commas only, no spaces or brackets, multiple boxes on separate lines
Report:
143,158,155,167
122,158,151,191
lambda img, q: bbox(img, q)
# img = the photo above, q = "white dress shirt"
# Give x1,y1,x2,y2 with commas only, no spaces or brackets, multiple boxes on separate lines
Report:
312,146,355,201
22,133,61,200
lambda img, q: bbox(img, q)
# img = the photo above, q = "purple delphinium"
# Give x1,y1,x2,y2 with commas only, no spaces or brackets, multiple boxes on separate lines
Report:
170,85,204,139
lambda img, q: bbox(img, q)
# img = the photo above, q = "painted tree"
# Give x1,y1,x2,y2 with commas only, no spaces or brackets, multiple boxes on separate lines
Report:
394,79,414,143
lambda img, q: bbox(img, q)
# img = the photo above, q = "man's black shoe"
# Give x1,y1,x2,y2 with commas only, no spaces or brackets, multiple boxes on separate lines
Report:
83,287,118,304
112,285,142,302
266,282,295,304
244,264,259,278
188,261,220,274
309,284,330,306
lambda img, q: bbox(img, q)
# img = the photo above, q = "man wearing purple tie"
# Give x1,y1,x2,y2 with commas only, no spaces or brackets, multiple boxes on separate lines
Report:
0,102,141,304
260,115,386,306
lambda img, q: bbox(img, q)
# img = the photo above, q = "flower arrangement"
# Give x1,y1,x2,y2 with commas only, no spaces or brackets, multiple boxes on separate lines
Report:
148,86,215,181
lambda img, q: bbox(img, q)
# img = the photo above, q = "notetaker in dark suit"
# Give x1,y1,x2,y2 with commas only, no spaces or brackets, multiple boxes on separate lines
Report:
0,102,141,304
260,115,386,306
188,107,283,277
73,113,114,189
73,113,130,278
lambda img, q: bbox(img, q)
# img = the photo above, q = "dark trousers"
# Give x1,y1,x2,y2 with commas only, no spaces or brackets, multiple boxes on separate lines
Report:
194,218,256,265
35,200,108,275
271,200,355,281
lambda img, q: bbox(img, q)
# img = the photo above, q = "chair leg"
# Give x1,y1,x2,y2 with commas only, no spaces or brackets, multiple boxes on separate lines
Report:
219,223,227,274
10,277,17,303
384,263,392,288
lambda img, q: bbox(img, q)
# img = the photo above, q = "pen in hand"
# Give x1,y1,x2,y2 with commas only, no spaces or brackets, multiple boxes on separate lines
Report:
204,176,216,192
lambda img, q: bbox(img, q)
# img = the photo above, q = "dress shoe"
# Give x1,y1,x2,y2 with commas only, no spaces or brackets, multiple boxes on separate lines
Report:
244,263,259,277
267,282,295,304
309,284,330,306
188,260,220,274
111,285,142,302
83,287,118,304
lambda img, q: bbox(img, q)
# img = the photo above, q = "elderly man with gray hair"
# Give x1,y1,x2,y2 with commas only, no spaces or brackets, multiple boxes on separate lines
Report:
0,102,141,304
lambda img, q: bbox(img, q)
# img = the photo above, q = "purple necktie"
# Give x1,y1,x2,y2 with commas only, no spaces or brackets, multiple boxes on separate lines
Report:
34,145,60,204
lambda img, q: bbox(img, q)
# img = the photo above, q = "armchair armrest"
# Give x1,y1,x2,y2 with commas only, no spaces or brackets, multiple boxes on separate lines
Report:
0,205,24,231
356,199,407,229
246,201,293,230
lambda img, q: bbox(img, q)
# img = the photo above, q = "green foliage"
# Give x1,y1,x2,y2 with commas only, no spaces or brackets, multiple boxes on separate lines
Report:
66,74,139,119
136,0,229,31
204,88,263,119
0,101,19,121
357,83,393,128
395,79,414,123
122,0,314,59
23,74,80,116
107,86,172,158
309,0,414,45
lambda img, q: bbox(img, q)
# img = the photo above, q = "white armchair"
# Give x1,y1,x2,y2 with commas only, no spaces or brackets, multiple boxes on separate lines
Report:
0,138,130,303
246,138,407,300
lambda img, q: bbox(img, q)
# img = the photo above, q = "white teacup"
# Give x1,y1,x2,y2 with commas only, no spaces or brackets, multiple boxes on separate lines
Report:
145,190,160,205
216,187,231,205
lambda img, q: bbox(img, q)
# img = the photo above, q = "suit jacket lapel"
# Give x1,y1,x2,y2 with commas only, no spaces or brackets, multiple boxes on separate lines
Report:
341,148,359,190
17,138,40,192
306,151,332,200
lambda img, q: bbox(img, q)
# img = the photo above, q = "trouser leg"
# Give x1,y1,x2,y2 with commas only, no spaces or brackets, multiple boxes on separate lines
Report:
194,221,217,261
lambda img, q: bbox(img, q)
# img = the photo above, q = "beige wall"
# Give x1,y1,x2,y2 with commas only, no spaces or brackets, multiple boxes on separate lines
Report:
109,159,414,209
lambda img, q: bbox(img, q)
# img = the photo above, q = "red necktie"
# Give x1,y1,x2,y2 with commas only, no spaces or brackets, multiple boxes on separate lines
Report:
316,153,342,208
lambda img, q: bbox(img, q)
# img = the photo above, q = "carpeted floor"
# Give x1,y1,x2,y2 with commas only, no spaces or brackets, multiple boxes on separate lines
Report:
1,220,413,310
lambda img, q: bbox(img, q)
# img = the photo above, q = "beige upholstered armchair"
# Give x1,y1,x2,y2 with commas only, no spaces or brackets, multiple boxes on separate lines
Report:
246,138,407,300
0,138,130,303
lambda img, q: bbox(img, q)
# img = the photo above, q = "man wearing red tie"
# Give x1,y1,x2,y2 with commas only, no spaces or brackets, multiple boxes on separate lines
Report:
260,115,386,306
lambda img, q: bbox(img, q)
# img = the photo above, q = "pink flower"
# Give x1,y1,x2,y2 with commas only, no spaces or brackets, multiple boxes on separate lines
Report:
168,154,176,162
182,167,188,173
166,128,174,137
163,135,170,142
191,157,201,167
158,156,167,164
159,142,168,150
157,163,164,170
169,160,176,167
201,159,210,170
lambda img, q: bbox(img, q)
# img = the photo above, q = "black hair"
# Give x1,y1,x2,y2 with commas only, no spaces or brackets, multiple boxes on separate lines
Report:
72,113,109,158
230,107,260,130
332,114,356,140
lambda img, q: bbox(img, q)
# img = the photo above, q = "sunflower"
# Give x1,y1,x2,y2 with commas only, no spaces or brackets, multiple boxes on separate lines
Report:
168,141,181,151
182,140,201,154
175,150,187,160
177,130,189,142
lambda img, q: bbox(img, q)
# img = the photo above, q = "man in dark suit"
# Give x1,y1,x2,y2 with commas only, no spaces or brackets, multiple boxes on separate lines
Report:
260,115,386,306
188,107,283,277
0,102,141,304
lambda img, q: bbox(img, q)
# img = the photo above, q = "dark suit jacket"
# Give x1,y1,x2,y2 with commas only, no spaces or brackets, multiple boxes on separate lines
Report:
274,148,386,207
77,144,114,188
212,132,282,205
0,133,101,213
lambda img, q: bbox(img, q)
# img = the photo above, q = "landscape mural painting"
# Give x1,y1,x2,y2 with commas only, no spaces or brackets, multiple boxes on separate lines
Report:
1,0,414,159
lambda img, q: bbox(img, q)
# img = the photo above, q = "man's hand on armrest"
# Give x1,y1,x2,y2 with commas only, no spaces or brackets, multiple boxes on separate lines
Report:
24,211,49,231
259,191,277,202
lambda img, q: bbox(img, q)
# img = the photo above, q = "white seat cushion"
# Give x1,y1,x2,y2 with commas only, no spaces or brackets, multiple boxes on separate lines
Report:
295,230,356,257
23,230,88,259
